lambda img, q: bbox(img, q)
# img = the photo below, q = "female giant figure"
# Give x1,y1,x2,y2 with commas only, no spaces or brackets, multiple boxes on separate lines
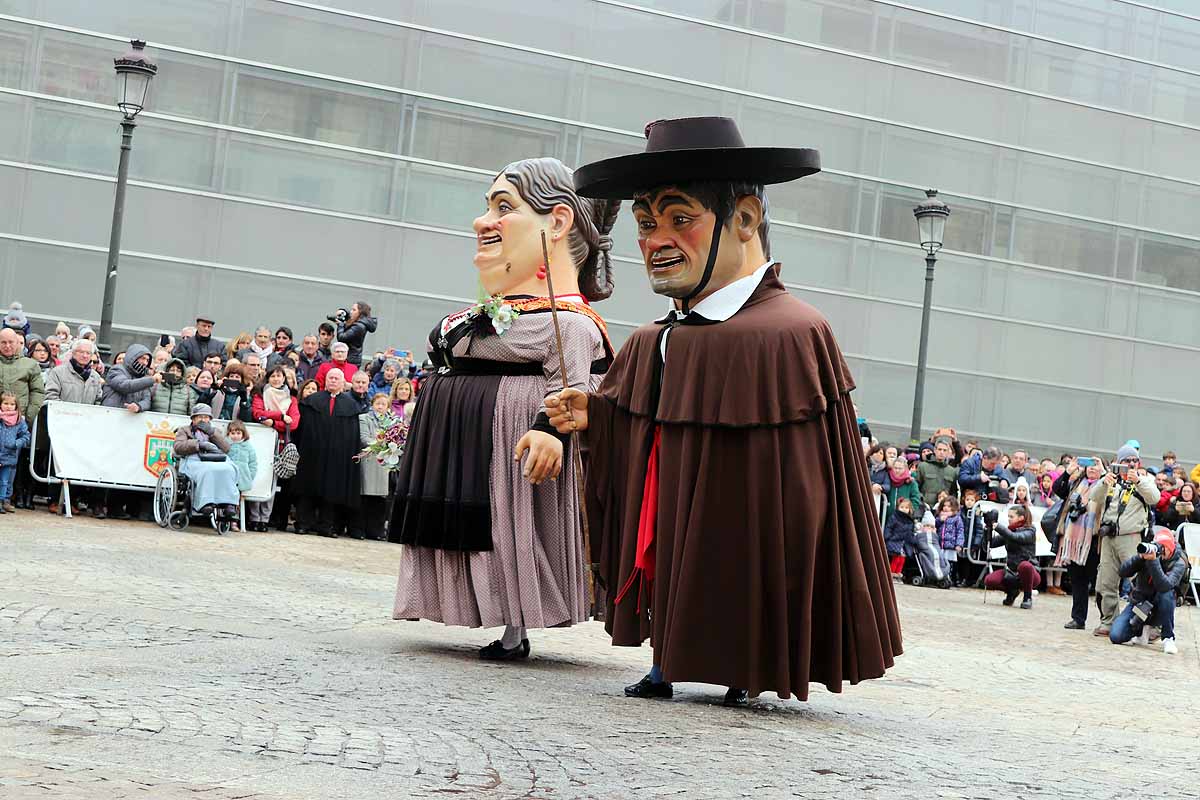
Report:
391,158,618,660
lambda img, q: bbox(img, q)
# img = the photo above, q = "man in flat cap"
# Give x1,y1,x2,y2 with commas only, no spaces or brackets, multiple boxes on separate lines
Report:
178,315,225,369
547,117,901,706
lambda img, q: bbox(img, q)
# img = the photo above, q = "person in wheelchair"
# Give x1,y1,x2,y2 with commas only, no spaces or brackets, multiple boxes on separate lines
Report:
172,403,239,519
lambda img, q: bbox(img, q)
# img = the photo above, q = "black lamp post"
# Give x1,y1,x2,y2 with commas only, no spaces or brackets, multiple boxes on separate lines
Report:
908,188,950,446
97,39,157,358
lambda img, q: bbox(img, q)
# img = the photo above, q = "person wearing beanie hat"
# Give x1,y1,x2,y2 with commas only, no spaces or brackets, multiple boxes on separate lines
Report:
172,402,239,518
3,302,29,336
1108,528,1188,654
1087,444,1160,637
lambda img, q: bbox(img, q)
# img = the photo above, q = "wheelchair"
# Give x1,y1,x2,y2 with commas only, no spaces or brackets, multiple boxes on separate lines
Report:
153,462,237,535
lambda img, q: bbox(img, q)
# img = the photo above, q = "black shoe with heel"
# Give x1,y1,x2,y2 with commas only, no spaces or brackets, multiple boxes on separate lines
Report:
722,687,749,707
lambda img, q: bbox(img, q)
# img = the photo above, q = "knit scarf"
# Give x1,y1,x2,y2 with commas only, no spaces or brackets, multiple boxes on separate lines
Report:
0,409,18,427
69,358,92,381
262,384,292,414
888,467,912,485
1055,479,1098,567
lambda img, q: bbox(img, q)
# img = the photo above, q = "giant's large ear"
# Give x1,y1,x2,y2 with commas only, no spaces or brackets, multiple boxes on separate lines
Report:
732,194,764,243
548,202,575,242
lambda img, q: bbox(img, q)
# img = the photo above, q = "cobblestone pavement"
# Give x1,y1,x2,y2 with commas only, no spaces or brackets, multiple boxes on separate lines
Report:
2,513,1197,799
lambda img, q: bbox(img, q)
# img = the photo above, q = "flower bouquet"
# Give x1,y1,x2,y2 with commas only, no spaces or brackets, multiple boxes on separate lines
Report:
356,414,409,470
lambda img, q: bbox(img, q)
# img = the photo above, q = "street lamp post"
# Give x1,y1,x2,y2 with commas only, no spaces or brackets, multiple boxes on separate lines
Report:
98,39,157,358
908,188,950,446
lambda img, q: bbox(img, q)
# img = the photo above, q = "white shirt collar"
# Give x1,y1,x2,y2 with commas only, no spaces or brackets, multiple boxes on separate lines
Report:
662,262,773,323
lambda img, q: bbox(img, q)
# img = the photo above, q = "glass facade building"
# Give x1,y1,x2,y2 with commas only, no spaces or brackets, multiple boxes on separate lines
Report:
1,0,1197,460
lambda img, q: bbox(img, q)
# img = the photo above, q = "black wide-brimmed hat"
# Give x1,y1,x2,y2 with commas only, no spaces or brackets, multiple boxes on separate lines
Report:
573,116,820,199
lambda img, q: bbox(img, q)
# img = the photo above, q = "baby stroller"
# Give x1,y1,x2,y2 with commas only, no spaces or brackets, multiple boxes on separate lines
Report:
153,461,239,535
904,526,952,589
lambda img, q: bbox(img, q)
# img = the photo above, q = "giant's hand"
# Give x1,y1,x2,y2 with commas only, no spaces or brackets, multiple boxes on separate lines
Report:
545,388,588,433
514,430,562,485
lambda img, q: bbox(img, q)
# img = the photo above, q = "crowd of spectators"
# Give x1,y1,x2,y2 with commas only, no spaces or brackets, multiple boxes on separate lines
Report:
0,299,425,540
863,422,1192,657
2,298,1192,653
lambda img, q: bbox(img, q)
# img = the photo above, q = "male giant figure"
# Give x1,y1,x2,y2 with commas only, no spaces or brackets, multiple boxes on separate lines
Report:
547,117,902,705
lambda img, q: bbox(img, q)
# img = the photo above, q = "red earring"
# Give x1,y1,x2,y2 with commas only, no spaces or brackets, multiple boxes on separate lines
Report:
536,265,547,280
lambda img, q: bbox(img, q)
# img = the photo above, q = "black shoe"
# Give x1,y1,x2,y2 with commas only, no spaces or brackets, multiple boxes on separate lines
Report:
92,507,107,520
624,675,673,699
1002,591,1017,606
1064,620,1085,629
347,530,365,540
1020,598,1033,610
478,639,530,661
722,687,749,707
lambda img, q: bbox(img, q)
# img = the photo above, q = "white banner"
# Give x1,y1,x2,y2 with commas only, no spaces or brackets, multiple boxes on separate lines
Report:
44,401,277,500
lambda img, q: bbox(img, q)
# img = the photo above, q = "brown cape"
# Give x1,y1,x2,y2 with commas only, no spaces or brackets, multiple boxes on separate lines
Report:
585,265,902,700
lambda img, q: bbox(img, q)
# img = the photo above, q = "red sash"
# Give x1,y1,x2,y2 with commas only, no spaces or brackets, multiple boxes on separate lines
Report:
615,425,661,611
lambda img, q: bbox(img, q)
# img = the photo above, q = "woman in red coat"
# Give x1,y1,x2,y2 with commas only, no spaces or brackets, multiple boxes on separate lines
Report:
251,365,299,436
247,365,298,531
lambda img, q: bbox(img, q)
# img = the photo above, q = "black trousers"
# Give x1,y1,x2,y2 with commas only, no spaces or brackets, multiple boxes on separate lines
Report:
354,496,388,540
296,496,353,535
1067,550,1101,626
268,478,295,530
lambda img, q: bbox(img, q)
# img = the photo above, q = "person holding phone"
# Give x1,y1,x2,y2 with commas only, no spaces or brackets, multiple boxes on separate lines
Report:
1052,457,1105,629
1087,444,1160,637
1161,482,1200,529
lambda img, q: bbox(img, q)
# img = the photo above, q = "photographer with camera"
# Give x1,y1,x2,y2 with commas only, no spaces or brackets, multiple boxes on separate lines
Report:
329,301,378,367
1108,530,1187,654
959,445,1010,504
1052,457,1105,630
982,505,1041,609
1088,444,1160,637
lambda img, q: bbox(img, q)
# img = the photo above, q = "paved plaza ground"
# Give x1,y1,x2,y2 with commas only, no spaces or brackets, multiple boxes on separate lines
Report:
2,512,1196,799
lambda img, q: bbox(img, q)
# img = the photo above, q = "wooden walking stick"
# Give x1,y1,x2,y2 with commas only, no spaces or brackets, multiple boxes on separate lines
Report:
540,230,598,590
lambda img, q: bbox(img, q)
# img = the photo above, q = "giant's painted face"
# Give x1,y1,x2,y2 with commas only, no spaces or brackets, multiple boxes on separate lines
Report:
473,176,550,296
630,186,746,302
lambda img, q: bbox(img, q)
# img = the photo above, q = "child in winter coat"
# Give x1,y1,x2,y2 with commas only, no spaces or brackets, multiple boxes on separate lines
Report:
883,496,916,577
911,507,949,586
225,420,258,531
0,392,31,513
937,496,965,583
885,457,923,524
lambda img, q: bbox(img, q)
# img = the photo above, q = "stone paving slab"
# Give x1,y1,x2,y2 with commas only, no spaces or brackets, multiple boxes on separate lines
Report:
2,512,1197,798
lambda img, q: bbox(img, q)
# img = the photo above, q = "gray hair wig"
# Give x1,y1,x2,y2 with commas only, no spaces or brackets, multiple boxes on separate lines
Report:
499,157,620,301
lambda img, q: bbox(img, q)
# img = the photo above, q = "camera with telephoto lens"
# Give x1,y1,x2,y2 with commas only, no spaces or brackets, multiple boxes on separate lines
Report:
982,508,1000,530
1099,521,1118,538
326,307,349,324
1137,542,1158,557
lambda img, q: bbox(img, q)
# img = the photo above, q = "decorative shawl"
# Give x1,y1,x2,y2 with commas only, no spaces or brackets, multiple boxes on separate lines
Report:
1055,478,1100,567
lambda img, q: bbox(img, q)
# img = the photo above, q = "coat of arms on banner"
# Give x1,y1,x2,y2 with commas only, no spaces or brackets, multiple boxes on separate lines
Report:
144,419,176,478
